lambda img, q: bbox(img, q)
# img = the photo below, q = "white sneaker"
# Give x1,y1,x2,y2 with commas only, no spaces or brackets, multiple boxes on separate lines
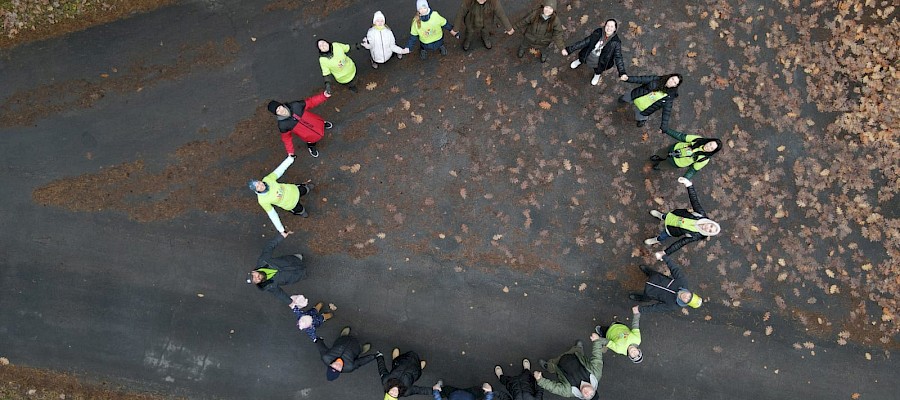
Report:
650,210,665,220
644,238,660,245
570,59,581,69
591,74,601,85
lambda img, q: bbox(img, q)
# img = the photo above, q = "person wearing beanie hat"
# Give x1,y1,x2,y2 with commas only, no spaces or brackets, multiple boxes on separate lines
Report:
593,306,643,364
630,258,703,313
360,11,410,69
645,176,720,259
318,39,358,93
290,295,333,342
249,156,315,236
404,0,455,60
514,0,565,63
533,332,604,399
268,93,333,158
450,0,515,52
562,18,629,86
494,359,544,400
650,127,722,178
247,233,308,305
431,380,495,400
316,327,377,381
377,349,432,398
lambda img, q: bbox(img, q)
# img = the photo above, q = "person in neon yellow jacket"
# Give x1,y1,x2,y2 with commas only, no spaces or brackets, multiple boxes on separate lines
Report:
650,127,722,179
318,39,358,93
645,177,720,260
594,306,643,364
403,0,455,60
248,155,314,237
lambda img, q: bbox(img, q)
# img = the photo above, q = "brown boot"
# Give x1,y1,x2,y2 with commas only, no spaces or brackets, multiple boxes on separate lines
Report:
314,302,323,312
322,312,333,321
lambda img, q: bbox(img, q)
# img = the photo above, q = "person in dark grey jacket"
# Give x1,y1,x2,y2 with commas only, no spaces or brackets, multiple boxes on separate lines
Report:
247,232,307,304
562,19,628,86
378,348,431,398
630,257,703,313
495,359,543,400
316,326,377,381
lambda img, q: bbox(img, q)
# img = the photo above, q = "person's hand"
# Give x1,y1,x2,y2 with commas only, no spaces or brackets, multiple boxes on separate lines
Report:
533,371,542,380
620,74,628,81
450,29,458,37
654,251,665,260
590,332,600,342
323,90,332,98
432,383,442,391
281,230,293,238
506,28,515,35
632,305,640,314
561,49,568,56
482,383,492,392
289,294,308,309
289,153,295,157
403,47,410,53
678,177,693,187
659,128,665,135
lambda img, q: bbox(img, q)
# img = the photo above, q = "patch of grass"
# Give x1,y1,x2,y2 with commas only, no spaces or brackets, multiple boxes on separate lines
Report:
0,364,174,400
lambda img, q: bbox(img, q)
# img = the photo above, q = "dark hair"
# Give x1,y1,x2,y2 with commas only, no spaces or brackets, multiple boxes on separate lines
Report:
605,18,618,31
530,6,557,32
688,138,722,164
384,378,407,395
656,73,683,95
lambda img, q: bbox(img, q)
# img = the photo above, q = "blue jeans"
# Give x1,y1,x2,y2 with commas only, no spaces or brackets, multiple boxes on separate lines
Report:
656,230,671,241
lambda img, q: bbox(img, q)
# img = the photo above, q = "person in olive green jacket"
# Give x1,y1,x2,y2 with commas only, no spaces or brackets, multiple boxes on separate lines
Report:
514,0,565,63
450,0,515,51
650,127,722,179
594,306,643,364
318,39,358,93
534,332,604,399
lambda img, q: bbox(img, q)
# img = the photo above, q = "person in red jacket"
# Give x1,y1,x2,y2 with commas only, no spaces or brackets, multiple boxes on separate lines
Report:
267,91,333,158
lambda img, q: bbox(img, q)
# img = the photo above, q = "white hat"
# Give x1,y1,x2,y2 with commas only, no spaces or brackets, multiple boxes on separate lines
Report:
373,11,386,24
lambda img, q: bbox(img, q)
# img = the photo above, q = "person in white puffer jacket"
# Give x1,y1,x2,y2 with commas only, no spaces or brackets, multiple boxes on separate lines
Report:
360,11,409,69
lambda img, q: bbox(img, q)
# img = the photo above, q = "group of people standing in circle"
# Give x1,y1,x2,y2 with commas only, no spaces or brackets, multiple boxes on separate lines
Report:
242,1,725,399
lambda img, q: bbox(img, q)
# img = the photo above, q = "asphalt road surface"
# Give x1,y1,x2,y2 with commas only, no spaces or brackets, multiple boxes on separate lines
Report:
1,0,896,399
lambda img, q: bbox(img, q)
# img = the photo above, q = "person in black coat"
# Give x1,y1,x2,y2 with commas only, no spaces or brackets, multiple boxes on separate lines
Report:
247,232,308,304
562,19,628,86
619,73,682,128
316,326,377,381
495,359,543,400
378,348,431,398
630,257,703,312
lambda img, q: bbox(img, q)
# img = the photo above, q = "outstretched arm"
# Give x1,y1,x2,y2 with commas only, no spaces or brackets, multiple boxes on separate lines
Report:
686,184,706,215
271,156,294,179
663,235,702,255
265,208,286,235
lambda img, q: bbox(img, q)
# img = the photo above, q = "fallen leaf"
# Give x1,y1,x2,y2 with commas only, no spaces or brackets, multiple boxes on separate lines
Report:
578,283,587,291
460,188,467,199
366,82,378,90
539,101,551,110
621,162,629,173
502,286,509,293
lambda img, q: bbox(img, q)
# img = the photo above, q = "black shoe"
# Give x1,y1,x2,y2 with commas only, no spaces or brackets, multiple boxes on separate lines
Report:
462,40,471,51
539,359,549,370
308,147,319,158
483,38,492,49
639,265,654,276
636,120,646,127
575,340,584,352
540,52,548,63
420,49,428,60
324,121,333,130
439,45,448,56
300,182,315,196
650,155,664,161
517,47,525,58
